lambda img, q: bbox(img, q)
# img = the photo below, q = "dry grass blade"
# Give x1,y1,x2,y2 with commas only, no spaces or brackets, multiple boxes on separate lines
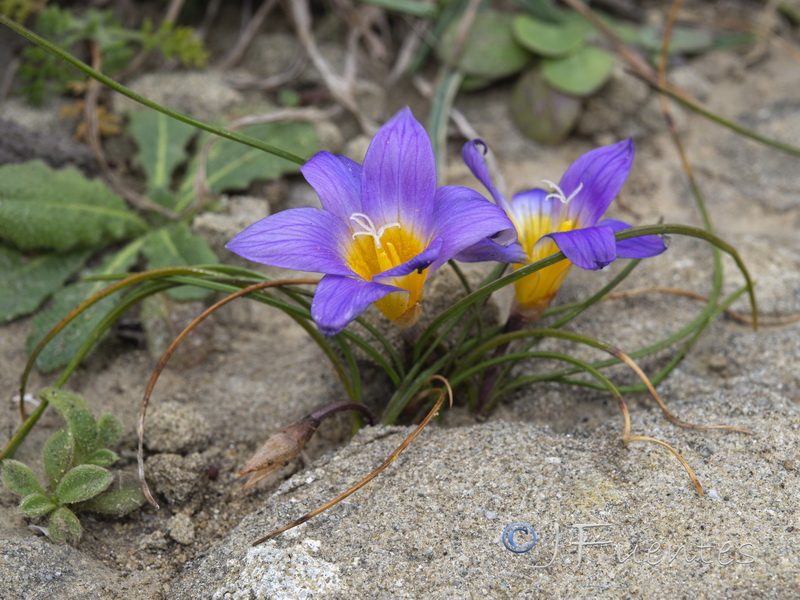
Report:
136,278,318,509
609,347,751,435
251,375,453,545
625,435,705,496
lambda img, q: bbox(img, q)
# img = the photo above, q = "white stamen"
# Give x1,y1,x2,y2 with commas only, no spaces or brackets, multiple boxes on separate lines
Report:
349,212,400,249
542,180,583,204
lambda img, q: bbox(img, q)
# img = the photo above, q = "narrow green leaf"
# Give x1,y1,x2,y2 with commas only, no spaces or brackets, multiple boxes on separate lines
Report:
1,459,45,496
48,507,82,544
41,389,98,461
0,161,148,251
176,121,318,213
0,245,92,323
128,110,196,203
43,429,74,488
142,223,217,301
354,0,437,18
26,237,144,372
439,11,530,79
74,472,145,516
85,448,118,467
512,15,585,57
96,413,123,448
55,464,113,504
542,46,615,97
19,492,58,518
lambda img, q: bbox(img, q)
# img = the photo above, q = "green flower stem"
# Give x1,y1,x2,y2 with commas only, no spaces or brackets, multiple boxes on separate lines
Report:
0,15,306,165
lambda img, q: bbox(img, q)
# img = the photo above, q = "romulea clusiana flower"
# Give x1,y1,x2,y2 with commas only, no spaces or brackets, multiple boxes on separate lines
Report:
226,107,516,334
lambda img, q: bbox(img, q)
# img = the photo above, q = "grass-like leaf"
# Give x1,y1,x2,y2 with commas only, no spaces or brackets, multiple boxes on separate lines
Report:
142,223,217,301
55,464,113,504
1,459,45,496
0,245,92,323
26,238,144,371
0,161,147,252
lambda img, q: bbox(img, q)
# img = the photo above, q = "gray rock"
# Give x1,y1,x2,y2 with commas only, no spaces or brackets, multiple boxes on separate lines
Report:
113,71,243,121
145,401,213,454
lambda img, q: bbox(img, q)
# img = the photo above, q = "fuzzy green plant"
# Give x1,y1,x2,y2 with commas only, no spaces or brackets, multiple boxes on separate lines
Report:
1,388,145,544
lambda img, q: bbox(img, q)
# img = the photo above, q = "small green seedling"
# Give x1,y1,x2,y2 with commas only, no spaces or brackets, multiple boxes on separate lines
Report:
1,388,144,544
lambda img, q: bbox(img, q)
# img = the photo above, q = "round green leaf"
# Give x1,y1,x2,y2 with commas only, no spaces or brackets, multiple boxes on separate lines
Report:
85,448,119,467
43,430,75,488
48,507,82,545
510,68,582,145
55,464,113,504
20,492,58,518
512,15,585,58
75,473,146,516
439,12,530,79
542,46,615,97
96,413,123,448
1,459,45,497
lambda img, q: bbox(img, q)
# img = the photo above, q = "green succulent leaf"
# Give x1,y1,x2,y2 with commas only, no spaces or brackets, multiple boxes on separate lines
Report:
85,448,119,467
439,11,530,79
128,110,196,205
541,46,615,97
512,15,585,58
74,472,146,516
19,492,58,518
26,237,144,372
176,121,318,213
42,387,90,416
55,464,113,504
510,67,582,144
96,413,124,448
0,161,147,252
43,430,75,488
141,223,217,301
1,459,45,497
0,245,92,323
48,507,82,545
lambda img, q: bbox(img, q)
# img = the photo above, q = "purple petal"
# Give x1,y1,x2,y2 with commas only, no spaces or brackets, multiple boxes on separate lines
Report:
544,225,617,271
461,139,511,213
559,139,635,227
429,185,518,270
601,218,669,259
225,207,354,276
361,107,436,237
375,237,444,280
300,151,362,223
311,274,403,335
454,238,527,264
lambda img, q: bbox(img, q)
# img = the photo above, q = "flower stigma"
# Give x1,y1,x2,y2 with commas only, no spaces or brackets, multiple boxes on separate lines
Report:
542,180,583,205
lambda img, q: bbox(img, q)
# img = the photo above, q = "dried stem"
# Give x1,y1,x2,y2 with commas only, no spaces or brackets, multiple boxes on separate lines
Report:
252,375,453,545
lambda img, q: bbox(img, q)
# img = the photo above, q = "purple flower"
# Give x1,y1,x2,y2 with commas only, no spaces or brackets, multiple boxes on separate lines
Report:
225,108,516,335
460,138,667,321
